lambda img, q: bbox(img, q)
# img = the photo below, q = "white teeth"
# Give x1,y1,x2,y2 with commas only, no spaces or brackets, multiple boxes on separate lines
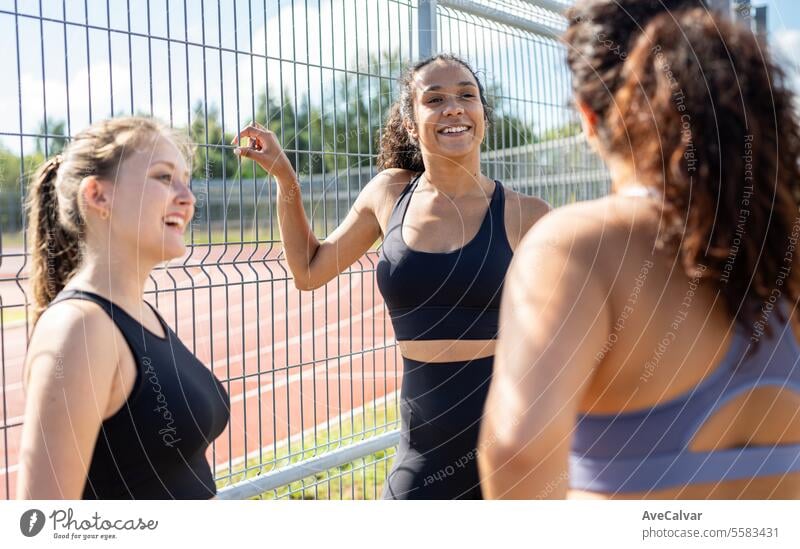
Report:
164,215,185,229
441,126,469,134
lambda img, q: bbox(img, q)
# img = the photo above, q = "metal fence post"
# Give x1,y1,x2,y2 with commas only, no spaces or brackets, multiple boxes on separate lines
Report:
418,0,438,59
754,5,767,35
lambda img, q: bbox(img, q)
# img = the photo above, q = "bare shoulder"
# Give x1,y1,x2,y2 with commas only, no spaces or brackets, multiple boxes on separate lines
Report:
363,167,416,201
25,299,120,391
502,186,552,250
363,168,417,227
516,199,613,263
515,196,659,287
371,167,417,188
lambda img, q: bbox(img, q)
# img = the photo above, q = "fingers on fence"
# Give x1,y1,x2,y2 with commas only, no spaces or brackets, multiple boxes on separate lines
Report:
232,123,271,146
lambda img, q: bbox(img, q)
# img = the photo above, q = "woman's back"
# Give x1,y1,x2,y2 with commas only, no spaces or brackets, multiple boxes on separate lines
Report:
566,194,800,499
480,2,800,500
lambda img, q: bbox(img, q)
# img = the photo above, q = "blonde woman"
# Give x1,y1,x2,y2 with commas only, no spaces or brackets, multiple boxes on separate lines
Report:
18,117,230,499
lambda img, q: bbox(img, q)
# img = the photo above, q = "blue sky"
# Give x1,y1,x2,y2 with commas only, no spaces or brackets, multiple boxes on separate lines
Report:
0,1,798,152
0,0,569,152
766,1,800,104
767,0,800,33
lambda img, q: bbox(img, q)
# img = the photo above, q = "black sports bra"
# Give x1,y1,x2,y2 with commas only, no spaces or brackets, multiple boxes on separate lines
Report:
49,289,230,499
376,174,514,341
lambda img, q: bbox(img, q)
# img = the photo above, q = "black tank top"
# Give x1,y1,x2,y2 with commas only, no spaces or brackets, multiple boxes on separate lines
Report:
376,174,513,340
48,289,230,499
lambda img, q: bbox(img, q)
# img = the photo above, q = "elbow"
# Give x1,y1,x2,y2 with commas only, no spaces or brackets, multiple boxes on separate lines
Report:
479,416,545,474
292,275,323,292
289,263,315,291
480,423,571,499
480,436,530,475
292,277,313,291
291,250,324,292
479,424,524,471
478,439,535,499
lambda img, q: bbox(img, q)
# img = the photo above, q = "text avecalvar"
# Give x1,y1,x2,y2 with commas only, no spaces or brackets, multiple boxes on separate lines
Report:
642,511,703,521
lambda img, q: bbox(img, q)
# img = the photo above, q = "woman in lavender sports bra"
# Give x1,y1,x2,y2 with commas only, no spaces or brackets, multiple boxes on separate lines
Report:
479,0,800,499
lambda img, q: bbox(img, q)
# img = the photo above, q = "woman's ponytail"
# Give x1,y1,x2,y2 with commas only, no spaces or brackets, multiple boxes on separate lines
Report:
26,155,84,321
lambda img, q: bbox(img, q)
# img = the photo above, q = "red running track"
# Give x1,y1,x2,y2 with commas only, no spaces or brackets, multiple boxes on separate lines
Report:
0,244,401,499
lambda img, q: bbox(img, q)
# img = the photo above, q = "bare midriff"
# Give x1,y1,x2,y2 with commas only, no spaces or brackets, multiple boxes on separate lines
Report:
397,338,496,363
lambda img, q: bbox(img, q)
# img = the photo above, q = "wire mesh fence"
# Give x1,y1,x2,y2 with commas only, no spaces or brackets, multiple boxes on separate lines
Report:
0,0,608,500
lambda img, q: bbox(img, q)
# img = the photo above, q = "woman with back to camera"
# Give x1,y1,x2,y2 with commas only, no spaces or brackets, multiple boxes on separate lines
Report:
479,0,800,499
18,117,230,499
233,54,550,499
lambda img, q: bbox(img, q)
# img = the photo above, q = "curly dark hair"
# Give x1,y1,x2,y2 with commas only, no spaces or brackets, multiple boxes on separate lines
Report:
566,0,800,336
564,0,705,123
377,54,494,172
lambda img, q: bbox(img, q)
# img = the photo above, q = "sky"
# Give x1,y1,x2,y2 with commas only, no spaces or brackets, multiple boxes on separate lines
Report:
767,0,800,33
769,1,800,70
0,0,415,150
0,0,571,153
760,1,800,112
0,1,799,152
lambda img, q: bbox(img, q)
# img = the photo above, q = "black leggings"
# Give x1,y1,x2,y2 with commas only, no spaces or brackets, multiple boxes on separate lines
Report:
382,355,494,500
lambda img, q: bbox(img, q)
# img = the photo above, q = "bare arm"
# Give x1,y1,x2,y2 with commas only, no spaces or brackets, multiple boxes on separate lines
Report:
233,123,400,290
17,304,119,499
505,191,551,251
520,196,552,242
478,209,610,499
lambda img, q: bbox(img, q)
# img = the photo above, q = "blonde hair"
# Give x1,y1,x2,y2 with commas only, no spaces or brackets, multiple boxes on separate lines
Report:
25,116,194,322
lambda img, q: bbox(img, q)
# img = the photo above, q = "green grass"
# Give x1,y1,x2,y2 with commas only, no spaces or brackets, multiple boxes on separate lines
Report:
216,400,399,500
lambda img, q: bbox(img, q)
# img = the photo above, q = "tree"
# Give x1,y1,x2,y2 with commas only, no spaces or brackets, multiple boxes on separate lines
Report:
35,117,67,156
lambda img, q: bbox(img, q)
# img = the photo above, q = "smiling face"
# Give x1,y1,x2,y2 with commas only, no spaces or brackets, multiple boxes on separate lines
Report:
407,60,487,163
105,133,195,264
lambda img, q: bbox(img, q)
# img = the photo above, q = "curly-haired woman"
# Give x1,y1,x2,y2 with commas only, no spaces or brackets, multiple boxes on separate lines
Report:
233,54,549,499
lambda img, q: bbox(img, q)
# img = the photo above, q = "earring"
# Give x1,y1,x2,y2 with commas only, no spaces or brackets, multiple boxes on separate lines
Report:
100,209,110,220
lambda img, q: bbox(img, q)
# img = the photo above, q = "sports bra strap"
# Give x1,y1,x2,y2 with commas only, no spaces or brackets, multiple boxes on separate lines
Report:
49,289,168,341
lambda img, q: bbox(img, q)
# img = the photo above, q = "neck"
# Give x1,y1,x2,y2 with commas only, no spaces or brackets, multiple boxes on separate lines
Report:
67,244,155,310
607,157,646,195
420,152,485,198
612,177,661,197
